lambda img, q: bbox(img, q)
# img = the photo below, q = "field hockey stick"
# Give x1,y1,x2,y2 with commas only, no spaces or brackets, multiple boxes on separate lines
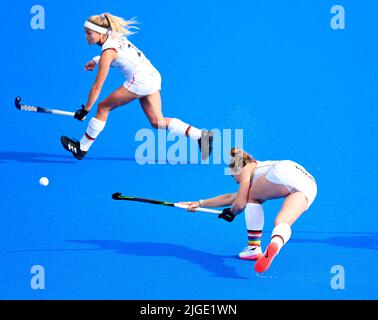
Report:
14,96,75,117
111,192,222,214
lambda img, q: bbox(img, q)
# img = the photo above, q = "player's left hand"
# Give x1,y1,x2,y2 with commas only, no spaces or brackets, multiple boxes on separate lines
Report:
84,60,97,71
218,208,236,222
74,105,89,121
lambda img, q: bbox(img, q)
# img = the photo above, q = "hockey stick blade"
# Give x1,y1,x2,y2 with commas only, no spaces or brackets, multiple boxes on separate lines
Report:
14,96,75,117
112,192,123,200
112,193,174,206
14,96,23,110
111,192,222,214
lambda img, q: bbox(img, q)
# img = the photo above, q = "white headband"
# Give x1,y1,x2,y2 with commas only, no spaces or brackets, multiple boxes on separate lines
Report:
84,20,109,34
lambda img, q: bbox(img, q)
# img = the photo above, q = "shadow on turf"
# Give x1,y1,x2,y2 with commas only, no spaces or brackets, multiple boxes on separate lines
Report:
0,151,74,164
0,151,136,164
0,151,182,164
68,239,249,280
291,231,378,250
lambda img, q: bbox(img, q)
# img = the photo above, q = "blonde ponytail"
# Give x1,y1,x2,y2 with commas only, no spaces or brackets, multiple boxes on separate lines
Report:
88,12,139,37
229,147,255,172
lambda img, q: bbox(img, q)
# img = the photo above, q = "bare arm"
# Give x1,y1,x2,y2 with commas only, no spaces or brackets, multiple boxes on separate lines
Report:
180,193,236,212
199,193,237,207
232,162,257,215
84,49,117,111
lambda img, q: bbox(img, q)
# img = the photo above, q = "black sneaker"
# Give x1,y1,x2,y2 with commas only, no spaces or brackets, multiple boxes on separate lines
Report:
198,130,213,160
60,136,87,160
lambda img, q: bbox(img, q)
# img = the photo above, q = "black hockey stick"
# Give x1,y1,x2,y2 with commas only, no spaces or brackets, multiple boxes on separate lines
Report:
112,192,222,214
14,96,75,117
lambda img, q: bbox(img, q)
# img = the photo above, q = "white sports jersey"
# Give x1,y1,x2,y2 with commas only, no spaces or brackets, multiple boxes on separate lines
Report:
101,35,155,78
251,160,317,209
252,160,280,184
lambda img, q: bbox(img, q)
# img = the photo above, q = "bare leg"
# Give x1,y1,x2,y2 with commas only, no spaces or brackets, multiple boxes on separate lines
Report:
139,90,210,158
254,191,308,273
96,85,141,122
247,176,308,224
248,176,290,203
249,176,309,273
139,91,203,139
79,86,140,153
274,192,308,226
139,91,170,128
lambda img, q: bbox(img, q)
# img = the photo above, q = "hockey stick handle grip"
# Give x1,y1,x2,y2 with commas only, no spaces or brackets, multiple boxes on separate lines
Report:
174,203,222,214
50,110,75,117
51,109,75,117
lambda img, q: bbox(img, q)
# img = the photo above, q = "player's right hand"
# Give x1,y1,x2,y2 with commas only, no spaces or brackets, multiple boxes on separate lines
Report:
188,201,200,212
179,201,200,212
84,60,97,71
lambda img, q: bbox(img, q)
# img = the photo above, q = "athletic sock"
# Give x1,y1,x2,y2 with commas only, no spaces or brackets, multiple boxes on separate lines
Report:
80,117,106,151
248,230,262,247
270,223,292,251
187,126,202,140
167,118,202,140
245,203,264,248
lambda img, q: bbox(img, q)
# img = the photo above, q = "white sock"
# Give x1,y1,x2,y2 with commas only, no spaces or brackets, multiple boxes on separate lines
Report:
167,118,202,140
271,223,292,251
80,117,106,151
245,203,264,247
187,126,202,140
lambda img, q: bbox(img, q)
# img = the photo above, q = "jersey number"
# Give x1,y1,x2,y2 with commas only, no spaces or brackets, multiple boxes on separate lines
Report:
128,43,142,57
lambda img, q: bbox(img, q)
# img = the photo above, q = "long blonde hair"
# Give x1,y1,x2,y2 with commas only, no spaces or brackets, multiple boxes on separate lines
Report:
229,147,256,173
88,12,138,37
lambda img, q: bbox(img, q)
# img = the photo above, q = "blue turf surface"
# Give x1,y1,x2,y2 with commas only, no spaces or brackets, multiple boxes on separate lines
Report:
1,0,377,299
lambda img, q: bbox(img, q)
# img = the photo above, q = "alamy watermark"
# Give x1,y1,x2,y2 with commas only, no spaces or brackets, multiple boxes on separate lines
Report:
30,5,45,30
330,265,345,290
330,5,345,30
134,126,244,175
30,265,45,290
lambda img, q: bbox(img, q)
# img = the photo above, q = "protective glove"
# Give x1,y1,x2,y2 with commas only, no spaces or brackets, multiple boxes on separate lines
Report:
74,105,88,121
218,208,236,222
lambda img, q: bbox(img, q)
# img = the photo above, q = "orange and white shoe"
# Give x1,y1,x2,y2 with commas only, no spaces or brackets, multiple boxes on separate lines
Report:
239,246,262,261
254,242,279,273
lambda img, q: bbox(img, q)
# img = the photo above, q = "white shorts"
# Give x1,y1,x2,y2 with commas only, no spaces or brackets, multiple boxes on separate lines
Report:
265,160,317,210
123,67,162,96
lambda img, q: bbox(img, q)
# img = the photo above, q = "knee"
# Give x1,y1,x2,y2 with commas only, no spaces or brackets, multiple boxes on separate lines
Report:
97,101,111,116
248,198,264,204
